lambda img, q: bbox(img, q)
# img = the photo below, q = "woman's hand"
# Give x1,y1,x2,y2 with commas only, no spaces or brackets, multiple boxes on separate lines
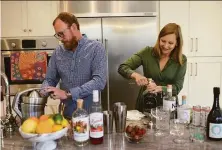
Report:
131,72,148,86
146,83,162,93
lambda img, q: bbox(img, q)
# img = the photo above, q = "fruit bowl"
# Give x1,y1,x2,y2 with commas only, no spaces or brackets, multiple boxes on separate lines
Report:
19,126,68,150
125,123,146,143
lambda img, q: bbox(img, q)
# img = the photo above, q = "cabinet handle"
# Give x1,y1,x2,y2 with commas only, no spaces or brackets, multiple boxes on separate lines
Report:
23,29,27,32
190,38,193,52
29,29,32,32
190,63,192,76
196,38,198,52
195,63,197,76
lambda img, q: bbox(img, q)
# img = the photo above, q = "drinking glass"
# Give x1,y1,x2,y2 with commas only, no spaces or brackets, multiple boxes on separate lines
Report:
170,119,187,144
151,106,170,136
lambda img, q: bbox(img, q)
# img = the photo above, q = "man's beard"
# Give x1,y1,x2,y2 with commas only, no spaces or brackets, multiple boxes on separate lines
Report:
63,37,78,50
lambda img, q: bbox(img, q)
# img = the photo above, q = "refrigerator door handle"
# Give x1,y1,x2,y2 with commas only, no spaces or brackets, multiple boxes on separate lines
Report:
104,38,110,111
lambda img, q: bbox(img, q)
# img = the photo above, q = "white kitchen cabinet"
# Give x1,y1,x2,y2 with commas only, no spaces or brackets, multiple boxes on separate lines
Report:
189,1,222,56
187,58,222,107
159,1,222,57
1,1,58,37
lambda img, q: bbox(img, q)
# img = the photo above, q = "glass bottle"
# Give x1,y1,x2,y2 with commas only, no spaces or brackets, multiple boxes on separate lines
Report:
207,87,222,141
143,78,157,116
163,85,177,118
177,95,191,123
72,99,89,146
90,90,104,144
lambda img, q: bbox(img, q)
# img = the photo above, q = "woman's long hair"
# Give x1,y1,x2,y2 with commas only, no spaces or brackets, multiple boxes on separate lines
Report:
153,23,184,65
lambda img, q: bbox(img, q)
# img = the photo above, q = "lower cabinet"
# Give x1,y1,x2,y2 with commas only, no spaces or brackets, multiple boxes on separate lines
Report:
178,58,222,107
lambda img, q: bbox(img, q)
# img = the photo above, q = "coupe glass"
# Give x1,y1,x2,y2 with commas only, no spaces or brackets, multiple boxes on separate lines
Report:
151,106,170,136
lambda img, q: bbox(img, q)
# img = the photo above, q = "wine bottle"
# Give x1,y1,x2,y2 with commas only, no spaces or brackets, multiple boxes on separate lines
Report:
207,87,222,141
143,78,157,116
89,90,104,144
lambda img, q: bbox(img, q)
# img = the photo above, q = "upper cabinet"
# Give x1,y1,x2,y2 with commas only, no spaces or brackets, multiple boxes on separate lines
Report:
159,1,222,57
1,1,58,37
189,1,222,57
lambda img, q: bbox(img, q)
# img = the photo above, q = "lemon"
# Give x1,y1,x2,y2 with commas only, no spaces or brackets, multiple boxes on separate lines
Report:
61,118,69,128
21,119,38,133
52,124,63,132
48,118,55,126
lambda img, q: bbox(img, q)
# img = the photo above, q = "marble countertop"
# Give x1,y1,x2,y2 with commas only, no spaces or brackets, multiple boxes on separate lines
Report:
1,120,222,150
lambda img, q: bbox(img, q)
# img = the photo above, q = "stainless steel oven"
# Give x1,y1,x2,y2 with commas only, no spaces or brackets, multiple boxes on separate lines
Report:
1,37,59,96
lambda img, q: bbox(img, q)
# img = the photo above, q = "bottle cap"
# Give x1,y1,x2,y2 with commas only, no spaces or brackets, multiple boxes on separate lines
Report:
147,78,153,84
182,95,186,100
93,90,99,102
167,84,172,88
213,87,220,95
77,99,83,108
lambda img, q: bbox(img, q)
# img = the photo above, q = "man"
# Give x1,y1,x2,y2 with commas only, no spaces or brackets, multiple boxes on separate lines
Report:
41,12,107,119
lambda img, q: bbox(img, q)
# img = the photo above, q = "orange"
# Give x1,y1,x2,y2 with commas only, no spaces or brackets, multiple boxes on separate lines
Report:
36,120,53,134
29,116,39,124
52,124,63,132
39,115,49,121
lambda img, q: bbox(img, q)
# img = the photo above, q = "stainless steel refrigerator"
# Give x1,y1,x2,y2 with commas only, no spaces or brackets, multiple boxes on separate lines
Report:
78,17,157,110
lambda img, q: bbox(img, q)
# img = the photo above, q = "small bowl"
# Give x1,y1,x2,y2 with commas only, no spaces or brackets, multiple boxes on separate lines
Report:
125,123,146,143
125,132,145,143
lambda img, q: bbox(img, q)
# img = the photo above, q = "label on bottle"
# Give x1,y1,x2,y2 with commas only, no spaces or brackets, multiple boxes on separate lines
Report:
163,99,176,111
177,108,191,123
209,123,222,138
72,116,89,142
89,112,103,138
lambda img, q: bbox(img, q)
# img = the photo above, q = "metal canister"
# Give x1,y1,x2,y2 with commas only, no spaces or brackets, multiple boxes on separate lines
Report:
192,105,201,126
200,106,211,127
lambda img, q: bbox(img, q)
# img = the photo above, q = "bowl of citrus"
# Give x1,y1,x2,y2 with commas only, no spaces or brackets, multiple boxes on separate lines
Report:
19,113,69,150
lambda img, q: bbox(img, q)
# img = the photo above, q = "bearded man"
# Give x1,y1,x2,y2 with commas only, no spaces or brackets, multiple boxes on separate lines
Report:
41,12,107,119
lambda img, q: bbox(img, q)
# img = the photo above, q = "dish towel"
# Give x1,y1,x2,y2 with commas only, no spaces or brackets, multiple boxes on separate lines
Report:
10,51,47,81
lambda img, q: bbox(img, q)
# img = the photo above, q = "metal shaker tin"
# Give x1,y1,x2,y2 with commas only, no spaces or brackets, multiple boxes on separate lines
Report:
192,105,201,126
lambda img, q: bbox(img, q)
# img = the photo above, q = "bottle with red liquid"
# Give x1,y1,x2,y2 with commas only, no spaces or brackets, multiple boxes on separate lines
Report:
89,90,104,144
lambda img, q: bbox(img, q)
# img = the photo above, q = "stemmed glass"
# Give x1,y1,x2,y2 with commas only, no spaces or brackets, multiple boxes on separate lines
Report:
170,119,187,144
151,106,170,136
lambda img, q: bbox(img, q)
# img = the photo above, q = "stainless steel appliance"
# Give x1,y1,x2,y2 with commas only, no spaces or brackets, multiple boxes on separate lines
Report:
60,1,158,110
1,37,58,96
12,88,47,121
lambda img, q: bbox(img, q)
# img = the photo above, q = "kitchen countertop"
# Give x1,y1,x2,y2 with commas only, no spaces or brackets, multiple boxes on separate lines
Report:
1,120,222,150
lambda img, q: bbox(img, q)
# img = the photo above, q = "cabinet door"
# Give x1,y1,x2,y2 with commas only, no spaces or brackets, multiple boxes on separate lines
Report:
190,2,222,56
1,1,27,37
27,1,58,36
159,1,190,56
188,62,221,107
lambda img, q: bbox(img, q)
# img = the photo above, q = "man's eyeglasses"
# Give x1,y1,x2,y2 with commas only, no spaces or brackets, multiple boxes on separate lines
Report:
54,27,70,40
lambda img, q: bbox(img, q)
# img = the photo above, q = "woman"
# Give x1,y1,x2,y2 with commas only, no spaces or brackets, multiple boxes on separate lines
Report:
118,23,187,112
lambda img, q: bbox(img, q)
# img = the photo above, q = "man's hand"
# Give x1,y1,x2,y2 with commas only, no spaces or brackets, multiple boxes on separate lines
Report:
45,86,67,100
131,72,148,86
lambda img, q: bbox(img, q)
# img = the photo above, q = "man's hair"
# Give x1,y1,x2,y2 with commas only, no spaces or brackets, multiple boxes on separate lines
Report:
53,12,80,30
